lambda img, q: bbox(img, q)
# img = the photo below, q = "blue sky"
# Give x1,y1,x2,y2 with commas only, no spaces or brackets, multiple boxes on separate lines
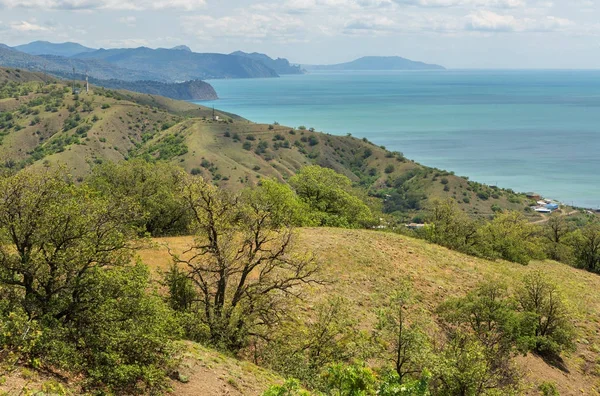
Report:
0,0,598,68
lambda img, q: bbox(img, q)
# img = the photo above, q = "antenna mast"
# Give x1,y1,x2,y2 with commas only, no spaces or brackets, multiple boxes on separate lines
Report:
85,69,89,93
72,67,76,94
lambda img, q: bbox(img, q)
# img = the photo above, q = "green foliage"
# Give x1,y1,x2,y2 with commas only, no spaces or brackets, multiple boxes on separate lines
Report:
516,271,575,356
566,223,600,272
422,199,480,255
373,285,430,383
263,379,311,396
170,176,319,351
135,133,189,161
538,381,560,396
88,159,191,236
0,169,178,394
290,166,373,228
477,212,544,265
321,362,377,395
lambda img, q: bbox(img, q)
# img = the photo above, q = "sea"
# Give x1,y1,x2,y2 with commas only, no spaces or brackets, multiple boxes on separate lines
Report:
197,70,600,209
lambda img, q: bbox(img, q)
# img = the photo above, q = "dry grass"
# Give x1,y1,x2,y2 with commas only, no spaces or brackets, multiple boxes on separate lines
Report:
140,228,600,395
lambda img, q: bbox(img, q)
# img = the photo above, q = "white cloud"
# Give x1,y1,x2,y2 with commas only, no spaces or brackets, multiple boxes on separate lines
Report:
0,0,206,10
465,10,572,31
182,13,306,43
118,16,136,26
393,0,525,7
10,20,52,32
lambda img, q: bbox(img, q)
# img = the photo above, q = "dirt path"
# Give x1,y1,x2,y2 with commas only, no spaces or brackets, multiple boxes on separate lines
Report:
532,210,578,225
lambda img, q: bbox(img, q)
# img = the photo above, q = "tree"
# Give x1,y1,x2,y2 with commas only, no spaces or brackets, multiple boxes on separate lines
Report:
0,169,177,394
516,271,575,356
172,175,320,351
373,285,429,383
0,168,134,320
289,166,372,228
433,334,510,396
437,282,520,390
567,223,600,272
543,214,573,262
87,159,191,236
424,199,480,255
477,212,544,265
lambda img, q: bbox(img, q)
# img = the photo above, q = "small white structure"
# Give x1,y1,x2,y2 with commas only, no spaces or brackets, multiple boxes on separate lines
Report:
535,207,552,213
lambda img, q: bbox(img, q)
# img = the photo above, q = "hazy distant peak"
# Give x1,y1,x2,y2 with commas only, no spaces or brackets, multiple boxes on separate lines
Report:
305,55,445,71
14,41,96,57
171,45,192,52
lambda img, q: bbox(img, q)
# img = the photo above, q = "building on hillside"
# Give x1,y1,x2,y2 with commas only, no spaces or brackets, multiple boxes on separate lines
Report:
535,207,552,213
526,192,542,200
545,203,560,211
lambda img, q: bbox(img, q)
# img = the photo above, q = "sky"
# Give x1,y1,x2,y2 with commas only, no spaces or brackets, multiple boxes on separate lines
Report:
0,0,598,68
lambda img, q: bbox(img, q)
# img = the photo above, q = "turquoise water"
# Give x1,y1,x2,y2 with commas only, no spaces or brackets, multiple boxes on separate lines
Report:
198,70,600,209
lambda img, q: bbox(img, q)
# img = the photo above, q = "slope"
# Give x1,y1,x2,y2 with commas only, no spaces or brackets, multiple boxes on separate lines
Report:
0,67,546,221
140,228,600,395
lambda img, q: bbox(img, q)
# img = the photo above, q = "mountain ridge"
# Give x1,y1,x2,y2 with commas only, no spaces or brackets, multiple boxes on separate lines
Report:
14,40,97,57
305,55,445,71
230,51,304,74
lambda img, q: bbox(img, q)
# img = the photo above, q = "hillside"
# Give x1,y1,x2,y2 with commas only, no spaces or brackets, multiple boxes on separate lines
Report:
73,47,280,80
305,56,445,71
88,78,218,101
231,51,304,74
138,228,600,395
13,41,96,57
0,67,548,222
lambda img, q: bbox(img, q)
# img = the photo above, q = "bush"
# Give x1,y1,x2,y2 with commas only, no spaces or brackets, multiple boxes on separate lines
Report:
384,165,395,174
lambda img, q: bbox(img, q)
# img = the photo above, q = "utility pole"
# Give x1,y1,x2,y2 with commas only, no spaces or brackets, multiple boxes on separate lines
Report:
72,67,76,94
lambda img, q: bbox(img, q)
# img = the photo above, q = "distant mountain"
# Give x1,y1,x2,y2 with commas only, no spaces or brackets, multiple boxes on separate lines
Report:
170,45,192,52
0,44,165,81
230,51,303,75
14,41,96,57
74,47,279,80
91,78,218,101
305,56,445,71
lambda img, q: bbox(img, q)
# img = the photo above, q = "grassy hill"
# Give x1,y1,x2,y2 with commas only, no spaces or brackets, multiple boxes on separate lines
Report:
0,67,547,222
135,228,600,395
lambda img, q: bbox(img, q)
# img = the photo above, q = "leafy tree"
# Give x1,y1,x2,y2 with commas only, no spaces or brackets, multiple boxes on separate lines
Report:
172,175,320,351
543,214,573,262
373,285,429,383
0,169,177,393
567,223,600,272
423,199,480,255
477,212,544,265
433,334,512,396
437,282,520,390
88,159,191,236
320,362,378,396
243,178,317,227
516,271,575,356
0,168,134,320
289,166,373,228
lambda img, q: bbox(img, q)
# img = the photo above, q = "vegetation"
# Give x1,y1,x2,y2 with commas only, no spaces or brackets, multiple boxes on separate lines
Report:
0,70,598,395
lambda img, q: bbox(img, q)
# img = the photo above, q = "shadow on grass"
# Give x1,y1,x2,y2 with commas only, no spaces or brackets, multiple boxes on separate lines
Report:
537,351,570,373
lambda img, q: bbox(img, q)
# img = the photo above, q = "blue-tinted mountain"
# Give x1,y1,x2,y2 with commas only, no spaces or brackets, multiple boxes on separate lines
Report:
14,41,96,57
0,44,164,81
230,51,303,75
170,45,192,52
305,56,445,71
74,47,279,80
